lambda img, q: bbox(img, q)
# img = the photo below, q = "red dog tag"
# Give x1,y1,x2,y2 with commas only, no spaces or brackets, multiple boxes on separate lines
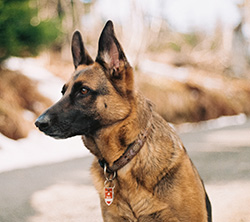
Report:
105,187,114,206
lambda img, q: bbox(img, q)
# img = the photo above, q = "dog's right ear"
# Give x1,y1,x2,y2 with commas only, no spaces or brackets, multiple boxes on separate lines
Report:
71,31,94,69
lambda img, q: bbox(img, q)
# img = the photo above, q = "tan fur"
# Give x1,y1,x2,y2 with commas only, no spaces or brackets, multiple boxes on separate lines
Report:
83,89,208,221
36,21,210,222
81,23,209,221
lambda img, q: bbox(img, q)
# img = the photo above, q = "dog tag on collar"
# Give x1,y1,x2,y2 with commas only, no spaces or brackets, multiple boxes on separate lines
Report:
103,164,116,206
104,187,114,206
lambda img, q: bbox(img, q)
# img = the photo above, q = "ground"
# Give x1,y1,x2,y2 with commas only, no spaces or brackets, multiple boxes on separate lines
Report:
0,118,249,222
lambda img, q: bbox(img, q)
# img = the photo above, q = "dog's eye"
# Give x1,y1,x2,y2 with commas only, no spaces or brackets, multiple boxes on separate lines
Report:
81,87,89,95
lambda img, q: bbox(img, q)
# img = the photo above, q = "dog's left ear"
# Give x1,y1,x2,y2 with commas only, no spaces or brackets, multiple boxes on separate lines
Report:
96,21,134,96
96,20,128,76
71,31,94,69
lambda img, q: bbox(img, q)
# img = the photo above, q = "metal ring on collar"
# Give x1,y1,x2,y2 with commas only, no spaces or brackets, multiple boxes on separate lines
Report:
104,163,116,181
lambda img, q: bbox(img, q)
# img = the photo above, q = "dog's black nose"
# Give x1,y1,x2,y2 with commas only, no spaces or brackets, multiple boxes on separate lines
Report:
35,114,51,131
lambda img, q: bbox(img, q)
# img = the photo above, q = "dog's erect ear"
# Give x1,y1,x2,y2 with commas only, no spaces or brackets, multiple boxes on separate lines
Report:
96,21,133,96
71,31,94,69
96,20,128,73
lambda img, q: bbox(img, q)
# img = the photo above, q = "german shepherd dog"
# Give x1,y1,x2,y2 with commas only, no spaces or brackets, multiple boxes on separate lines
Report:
35,21,212,222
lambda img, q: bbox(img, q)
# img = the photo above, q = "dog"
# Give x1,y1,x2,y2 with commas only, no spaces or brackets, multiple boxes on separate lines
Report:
35,20,212,222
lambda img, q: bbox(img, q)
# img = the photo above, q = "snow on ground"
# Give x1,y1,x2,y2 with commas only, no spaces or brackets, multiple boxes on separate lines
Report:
176,113,247,133
0,131,87,173
138,59,190,83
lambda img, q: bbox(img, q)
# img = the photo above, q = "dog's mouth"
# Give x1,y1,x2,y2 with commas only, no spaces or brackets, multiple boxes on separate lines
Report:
35,114,75,139
36,123,81,140
36,124,82,139
35,125,68,139
42,131,68,139
35,112,102,139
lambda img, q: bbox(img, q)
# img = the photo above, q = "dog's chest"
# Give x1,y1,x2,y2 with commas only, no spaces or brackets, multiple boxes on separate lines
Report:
101,176,167,220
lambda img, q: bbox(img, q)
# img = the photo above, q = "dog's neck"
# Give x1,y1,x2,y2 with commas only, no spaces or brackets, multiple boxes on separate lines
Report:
82,92,152,169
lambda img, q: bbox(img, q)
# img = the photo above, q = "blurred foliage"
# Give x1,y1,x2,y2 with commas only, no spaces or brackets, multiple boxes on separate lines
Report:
0,0,62,63
183,33,199,47
168,42,182,52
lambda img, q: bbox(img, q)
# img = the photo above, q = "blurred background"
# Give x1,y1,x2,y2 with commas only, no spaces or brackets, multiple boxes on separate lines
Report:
0,0,250,221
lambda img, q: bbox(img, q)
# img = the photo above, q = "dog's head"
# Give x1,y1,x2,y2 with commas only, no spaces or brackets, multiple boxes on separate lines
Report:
35,21,134,139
